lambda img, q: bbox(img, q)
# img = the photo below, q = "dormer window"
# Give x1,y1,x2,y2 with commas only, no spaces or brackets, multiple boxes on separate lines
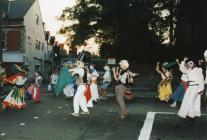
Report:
36,15,39,25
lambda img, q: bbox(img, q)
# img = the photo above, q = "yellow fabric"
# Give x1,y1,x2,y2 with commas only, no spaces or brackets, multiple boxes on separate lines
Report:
159,81,172,101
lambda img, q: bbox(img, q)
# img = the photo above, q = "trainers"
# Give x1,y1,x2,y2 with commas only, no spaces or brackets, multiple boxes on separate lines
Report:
80,111,90,115
170,102,176,108
70,113,80,117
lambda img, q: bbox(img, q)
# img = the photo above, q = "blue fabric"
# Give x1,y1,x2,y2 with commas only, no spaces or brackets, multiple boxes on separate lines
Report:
171,82,185,102
100,82,110,90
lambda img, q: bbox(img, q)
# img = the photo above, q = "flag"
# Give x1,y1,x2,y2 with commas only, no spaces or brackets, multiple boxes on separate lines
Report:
54,65,73,96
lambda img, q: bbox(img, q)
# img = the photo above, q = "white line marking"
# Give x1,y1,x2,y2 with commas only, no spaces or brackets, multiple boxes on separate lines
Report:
33,116,39,119
20,123,25,126
0,133,6,136
138,112,156,140
138,112,207,140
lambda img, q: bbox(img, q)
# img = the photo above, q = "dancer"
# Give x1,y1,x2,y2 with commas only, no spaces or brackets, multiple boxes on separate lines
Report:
170,59,189,107
204,50,207,100
50,69,59,94
2,65,27,109
32,71,42,103
99,65,111,100
178,57,204,119
112,60,130,119
156,62,173,102
70,61,89,117
89,64,99,103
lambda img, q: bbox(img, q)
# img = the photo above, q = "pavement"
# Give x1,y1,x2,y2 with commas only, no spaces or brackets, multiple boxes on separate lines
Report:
0,84,206,140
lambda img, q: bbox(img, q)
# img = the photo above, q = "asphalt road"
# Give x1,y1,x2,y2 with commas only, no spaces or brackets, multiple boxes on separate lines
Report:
0,86,206,140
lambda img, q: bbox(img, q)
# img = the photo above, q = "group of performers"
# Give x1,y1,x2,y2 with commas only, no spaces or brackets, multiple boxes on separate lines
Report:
0,49,206,121
0,65,42,109
53,52,138,119
156,50,207,120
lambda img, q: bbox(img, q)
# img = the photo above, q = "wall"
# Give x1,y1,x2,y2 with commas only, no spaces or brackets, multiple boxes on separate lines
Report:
23,0,46,76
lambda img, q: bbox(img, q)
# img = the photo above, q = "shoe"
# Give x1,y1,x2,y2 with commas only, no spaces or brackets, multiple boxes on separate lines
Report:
80,111,90,115
170,102,176,108
120,115,125,119
70,113,79,117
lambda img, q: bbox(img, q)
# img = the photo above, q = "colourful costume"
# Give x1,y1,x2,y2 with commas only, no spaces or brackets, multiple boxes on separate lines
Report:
3,75,27,109
158,71,172,101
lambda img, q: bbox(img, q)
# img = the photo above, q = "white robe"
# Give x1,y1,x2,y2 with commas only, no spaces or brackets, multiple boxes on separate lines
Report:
178,61,204,118
73,84,88,114
90,70,99,101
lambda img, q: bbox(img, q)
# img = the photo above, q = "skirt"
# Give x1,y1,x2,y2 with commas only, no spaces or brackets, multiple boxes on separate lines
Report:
2,87,26,109
159,81,172,101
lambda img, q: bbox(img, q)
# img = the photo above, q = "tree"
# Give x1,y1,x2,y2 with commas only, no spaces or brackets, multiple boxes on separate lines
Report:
59,0,207,62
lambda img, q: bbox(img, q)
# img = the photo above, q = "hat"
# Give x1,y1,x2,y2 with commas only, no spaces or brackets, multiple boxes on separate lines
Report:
75,61,84,68
119,60,129,69
187,61,194,68
104,66,110,71
162,62,168,68
204,50,207,62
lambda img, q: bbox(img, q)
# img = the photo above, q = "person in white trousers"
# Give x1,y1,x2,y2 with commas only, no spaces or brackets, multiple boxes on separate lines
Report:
178,57,204,119
70,61,89,117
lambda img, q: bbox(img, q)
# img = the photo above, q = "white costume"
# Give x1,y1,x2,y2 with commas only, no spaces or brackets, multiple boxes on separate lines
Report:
178,61,204,118
70,61,89,116
204,50,207,96
90,69,99,101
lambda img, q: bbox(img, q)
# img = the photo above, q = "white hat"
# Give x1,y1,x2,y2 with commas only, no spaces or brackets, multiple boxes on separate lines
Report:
104,66,110,71
119,60,129,69
204,50,207,62
75,61,84,68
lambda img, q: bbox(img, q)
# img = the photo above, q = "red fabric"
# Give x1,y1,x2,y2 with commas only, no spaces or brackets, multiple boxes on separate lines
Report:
7,74,18,82
182,81,188,92
84,85,91,103
32,87,41,103
124,87,134,101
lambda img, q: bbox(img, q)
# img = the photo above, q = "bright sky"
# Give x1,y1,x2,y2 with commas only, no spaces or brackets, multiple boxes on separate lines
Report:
38,0,76,43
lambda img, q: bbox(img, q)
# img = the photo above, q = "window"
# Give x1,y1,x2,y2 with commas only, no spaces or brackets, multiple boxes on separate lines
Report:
6,31,21,51
1,31,6,50
35,40,41,50
35,15,39,25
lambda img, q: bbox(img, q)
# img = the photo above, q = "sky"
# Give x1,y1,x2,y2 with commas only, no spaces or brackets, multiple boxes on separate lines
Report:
38,0,76,43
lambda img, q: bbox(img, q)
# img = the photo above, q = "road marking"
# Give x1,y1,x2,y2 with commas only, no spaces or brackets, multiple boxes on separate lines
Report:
20,123,26,126
0,133,6,136
33,116,39,119
137,111,207,140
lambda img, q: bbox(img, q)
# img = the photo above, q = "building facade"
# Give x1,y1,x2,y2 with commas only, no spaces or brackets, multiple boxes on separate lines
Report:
1,0,52,79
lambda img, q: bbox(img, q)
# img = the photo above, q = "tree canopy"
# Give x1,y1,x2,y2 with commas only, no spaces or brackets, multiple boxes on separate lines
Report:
59,0,207,62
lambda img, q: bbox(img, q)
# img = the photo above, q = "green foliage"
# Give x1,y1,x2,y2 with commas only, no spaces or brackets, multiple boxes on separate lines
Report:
58,0,206,61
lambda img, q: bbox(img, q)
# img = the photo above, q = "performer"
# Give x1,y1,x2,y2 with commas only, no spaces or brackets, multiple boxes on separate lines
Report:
89,64,99,103
32,71,42,103
112,60,130,119
170,59,189,107
204,50,207,100
70,61,89,117
99,65,111,100
178,57,204,119
2,65,27,109
50,69,59,94
156,62,173,102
